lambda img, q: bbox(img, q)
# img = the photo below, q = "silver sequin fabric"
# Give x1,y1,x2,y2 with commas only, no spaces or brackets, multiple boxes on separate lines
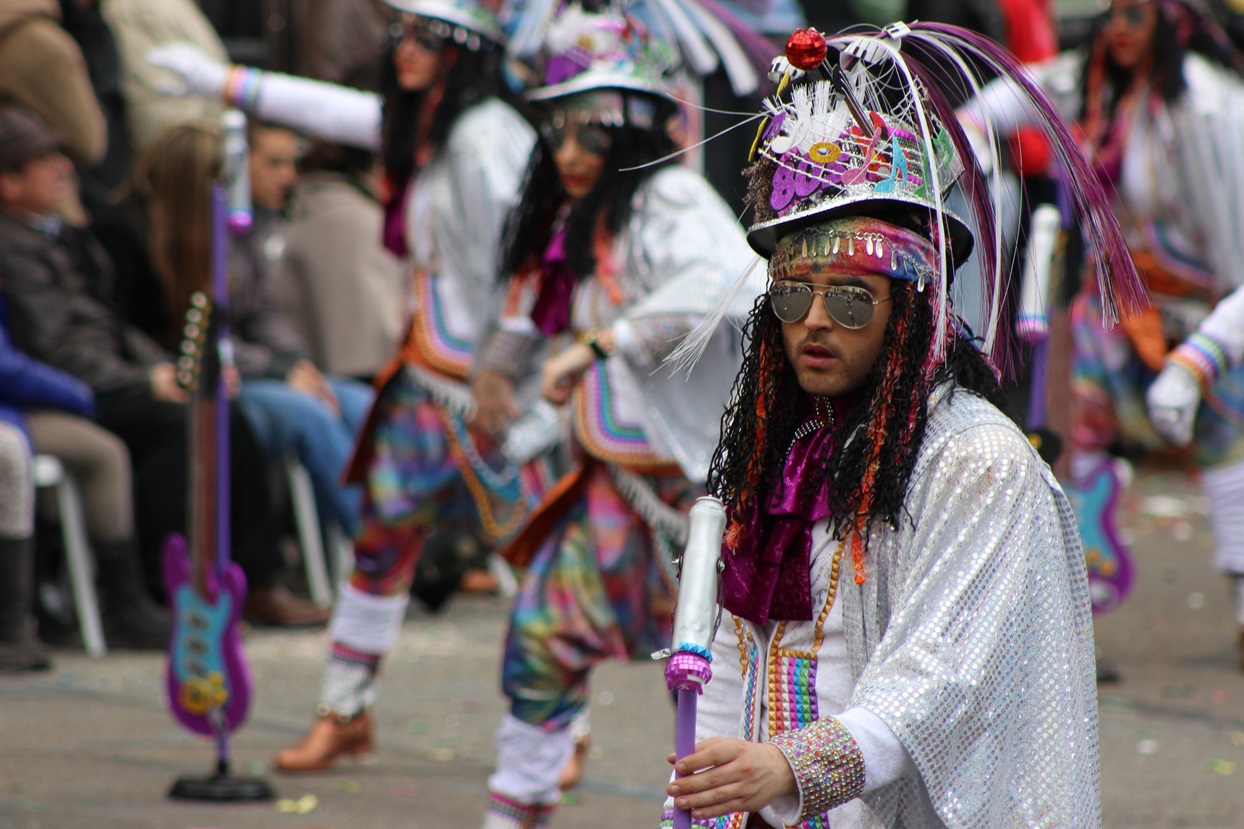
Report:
845,386,1100,827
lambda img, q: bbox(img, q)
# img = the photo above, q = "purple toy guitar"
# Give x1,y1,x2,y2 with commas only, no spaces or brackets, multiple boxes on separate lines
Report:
162,290,253,737
1064,459,1135,614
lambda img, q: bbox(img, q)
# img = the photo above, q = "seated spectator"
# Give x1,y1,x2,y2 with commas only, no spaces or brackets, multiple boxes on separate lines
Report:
0,0,105,170
0,288,170,649
0,0,107,227
271,139,403,383
0,104,328,627
124,119,372,539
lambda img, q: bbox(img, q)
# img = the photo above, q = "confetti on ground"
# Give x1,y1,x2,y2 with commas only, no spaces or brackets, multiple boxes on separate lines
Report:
407,719,428,734
1136,739,1159,755
1207,759,1236,776
276,794,318,814
1187,592,1205,610
1162,567,1178,584
1142,495,1192,518
1228,731,1244,747
597,691,615,705
338,780,362,793
561,793,582,806
1209,689,1226,705
430,748,455,762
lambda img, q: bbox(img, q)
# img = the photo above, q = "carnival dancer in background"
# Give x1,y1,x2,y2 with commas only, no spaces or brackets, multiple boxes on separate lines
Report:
1148,284,1244,668
147,0,538,771
470,4,755,826
658,20,1149,828
961,0,1244,669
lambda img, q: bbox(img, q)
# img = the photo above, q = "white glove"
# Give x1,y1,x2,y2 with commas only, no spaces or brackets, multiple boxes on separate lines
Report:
146,42,230,98
1146,362,1201,447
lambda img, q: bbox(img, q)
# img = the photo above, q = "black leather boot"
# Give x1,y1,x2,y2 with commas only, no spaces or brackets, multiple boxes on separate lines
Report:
0,535,52,672
94,538,172,650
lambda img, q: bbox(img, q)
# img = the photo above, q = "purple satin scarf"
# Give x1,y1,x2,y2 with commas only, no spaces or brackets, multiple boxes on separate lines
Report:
530,227,577,336
721,394,859,626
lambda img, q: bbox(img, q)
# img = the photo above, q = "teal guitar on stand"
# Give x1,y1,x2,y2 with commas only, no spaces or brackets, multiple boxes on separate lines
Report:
163,110,274,802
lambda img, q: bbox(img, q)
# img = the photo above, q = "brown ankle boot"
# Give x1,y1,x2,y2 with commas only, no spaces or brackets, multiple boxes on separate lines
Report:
275,710,374,772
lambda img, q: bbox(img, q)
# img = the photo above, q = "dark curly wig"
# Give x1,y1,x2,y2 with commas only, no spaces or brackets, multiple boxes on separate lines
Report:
708,233,1007,581
498,92,679,281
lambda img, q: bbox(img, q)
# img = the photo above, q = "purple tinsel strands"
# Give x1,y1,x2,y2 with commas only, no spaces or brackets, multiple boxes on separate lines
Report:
905,56,1012,376
907,22,1149,325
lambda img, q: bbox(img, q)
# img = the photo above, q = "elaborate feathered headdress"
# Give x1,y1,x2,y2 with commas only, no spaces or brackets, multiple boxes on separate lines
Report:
674,21,1148,374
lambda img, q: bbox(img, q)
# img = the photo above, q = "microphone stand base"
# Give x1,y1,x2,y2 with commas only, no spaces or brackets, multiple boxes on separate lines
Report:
168,762,275,802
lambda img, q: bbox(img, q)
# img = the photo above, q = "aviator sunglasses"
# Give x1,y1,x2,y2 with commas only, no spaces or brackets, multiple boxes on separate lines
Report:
769,280,892,328
393,20,447,53
539,122,613,157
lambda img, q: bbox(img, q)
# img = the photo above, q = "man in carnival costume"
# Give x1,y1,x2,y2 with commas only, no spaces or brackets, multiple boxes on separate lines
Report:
472,3,758,827
659,21,1147,829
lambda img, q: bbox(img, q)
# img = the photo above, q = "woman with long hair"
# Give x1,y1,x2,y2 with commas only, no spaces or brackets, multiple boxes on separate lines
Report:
469,5,756,825
128,121,374,555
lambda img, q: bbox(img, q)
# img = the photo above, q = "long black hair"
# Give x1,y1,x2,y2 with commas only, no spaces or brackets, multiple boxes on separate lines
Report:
708,214,1007,551
378,25,524,186
498,91,679,280
1079,0,1241,120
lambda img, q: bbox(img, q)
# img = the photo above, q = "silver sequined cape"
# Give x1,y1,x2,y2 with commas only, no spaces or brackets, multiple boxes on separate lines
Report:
694,384,1100,828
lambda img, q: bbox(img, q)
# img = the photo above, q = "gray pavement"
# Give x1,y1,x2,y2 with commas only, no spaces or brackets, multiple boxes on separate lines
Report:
3,466,1244,828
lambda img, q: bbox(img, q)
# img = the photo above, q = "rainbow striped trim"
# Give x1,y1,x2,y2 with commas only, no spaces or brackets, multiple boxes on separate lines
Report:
410,275,474,379
223,66,262,110
572,362,674,470
768,650,820,735
659,810,746,828
485,792,539,826
1168,332,1230,391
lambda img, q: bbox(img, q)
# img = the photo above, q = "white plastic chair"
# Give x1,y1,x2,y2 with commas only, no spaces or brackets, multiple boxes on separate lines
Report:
283,456,352,607
31,454,106,657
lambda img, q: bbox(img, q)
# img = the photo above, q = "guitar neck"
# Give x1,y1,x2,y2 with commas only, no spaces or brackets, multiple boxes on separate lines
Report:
188,393,219,598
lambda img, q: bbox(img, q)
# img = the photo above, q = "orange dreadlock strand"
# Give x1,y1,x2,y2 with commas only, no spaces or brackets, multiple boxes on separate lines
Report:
735,333,774,523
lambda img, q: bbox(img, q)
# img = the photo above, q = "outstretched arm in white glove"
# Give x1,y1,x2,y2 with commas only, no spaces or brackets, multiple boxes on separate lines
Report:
1146,362,1201,446
1147,285,1244,446
146,42,382,151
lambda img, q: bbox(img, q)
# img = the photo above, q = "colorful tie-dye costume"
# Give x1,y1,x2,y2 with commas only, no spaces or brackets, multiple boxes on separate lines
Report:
481,162,755,827
1070,271,1244,473
503,462,687,728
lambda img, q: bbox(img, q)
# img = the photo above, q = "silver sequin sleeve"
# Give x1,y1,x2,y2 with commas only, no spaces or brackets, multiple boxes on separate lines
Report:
843,388,1100,828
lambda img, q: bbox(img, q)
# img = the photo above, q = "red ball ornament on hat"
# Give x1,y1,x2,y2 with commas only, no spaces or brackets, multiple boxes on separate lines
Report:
785,28,828,71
